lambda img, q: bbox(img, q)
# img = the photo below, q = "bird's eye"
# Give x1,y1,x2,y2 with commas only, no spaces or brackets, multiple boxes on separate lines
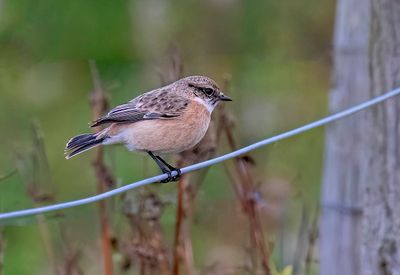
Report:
203,88,214,96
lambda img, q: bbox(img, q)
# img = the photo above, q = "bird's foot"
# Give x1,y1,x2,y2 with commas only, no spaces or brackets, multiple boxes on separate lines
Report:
170,168,181,182
159,168,181,183
160,169,172,183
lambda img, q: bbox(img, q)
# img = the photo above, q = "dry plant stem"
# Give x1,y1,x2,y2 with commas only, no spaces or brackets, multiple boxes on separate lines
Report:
172,134,217,275
93,159,114,275
292,204,309,275
222,120,271,274
182,227,195,275
89,60,114,275
122,192,170,275
36,214,58,275
172,123,219,275
114,46,176,274
162,48,215,275
139,263,145,275
223,165,258,271
64,249,84,275
172,175,185,275
58,227,83,275
16,124,59,275
142,202,170,275
0,168,16,182
27,185,58,274
125,212,147,274
153,225,170,275
238,159,270,274
305,206,319,275
217,76,270,273
136,217,147,275
136,207,148,275
158,47,194,275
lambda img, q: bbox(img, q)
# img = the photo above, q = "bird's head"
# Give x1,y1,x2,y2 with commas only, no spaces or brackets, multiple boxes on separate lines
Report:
174,76,232,112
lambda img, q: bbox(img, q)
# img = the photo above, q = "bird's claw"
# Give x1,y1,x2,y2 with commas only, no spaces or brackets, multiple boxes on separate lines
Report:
159,168,181,183
170,168,181,182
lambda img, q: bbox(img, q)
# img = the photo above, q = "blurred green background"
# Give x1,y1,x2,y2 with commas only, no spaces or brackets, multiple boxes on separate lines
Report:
0,0,334,274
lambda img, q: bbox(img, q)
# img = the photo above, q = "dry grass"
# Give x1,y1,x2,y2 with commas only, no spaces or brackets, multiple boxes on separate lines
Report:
89,60,116,275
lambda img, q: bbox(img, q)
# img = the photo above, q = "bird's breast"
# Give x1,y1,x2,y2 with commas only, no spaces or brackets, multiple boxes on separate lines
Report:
121,101,211,154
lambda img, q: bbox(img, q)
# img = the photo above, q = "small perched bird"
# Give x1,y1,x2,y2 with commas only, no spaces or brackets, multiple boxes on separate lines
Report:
65,76,232,182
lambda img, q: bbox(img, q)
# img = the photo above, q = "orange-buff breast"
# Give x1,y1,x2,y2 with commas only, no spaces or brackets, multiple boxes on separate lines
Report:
106,101,211,155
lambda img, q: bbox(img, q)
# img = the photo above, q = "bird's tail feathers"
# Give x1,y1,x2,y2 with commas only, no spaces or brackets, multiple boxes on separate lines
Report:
64,133,105,159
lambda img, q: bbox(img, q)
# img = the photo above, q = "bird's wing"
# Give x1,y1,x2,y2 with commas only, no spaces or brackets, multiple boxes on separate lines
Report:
91,92,190,127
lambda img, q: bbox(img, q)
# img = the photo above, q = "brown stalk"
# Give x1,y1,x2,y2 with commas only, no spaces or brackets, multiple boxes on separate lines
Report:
113,48,181,274
172,174,188,275
156,46,187,275
305,205,319,275
292,204,309,274
118,178,170,274
172,111,220,275
89,60,115,275
13,123,59,275
120,191,170,275
219,78,271,275
135,211,147,275
58,226,84,275
63,249,84,275
237,157,270,274
157,46,219,275
15,122,86,274
172,113,221,275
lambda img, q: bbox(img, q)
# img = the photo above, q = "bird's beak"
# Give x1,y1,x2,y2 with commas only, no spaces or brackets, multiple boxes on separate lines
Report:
219,94,232,101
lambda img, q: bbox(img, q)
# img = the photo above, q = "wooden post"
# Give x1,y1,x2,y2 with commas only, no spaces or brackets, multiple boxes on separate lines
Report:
321,0,400,274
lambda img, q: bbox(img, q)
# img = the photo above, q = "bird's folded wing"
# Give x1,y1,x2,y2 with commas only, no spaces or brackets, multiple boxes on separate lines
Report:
91,95,189,127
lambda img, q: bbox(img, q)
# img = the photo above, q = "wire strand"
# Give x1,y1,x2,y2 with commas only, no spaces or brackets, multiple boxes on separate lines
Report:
1,87,400,220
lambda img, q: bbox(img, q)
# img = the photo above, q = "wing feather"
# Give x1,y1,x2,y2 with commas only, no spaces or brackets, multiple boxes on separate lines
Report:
91,93,189,127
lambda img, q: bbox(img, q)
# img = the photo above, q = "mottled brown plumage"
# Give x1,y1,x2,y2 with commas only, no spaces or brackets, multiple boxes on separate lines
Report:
65,76,232,182
91,76,224,127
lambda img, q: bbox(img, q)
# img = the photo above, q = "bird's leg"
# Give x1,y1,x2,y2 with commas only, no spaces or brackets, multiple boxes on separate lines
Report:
155,155,181,181
147,151,175,183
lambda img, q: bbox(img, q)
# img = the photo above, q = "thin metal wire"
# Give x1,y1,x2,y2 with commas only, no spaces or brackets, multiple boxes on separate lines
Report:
1,87,400,221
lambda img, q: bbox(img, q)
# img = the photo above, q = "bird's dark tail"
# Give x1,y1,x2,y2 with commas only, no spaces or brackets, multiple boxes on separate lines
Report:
64,133,104,159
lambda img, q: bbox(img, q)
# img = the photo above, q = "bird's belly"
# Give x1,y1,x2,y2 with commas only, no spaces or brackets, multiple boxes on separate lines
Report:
122,108,210,155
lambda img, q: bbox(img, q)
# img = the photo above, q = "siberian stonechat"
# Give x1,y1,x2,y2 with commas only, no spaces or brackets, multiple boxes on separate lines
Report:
65,76,232,182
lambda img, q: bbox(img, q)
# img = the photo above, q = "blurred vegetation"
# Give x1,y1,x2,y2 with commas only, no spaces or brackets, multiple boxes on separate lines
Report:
0,0,334,274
